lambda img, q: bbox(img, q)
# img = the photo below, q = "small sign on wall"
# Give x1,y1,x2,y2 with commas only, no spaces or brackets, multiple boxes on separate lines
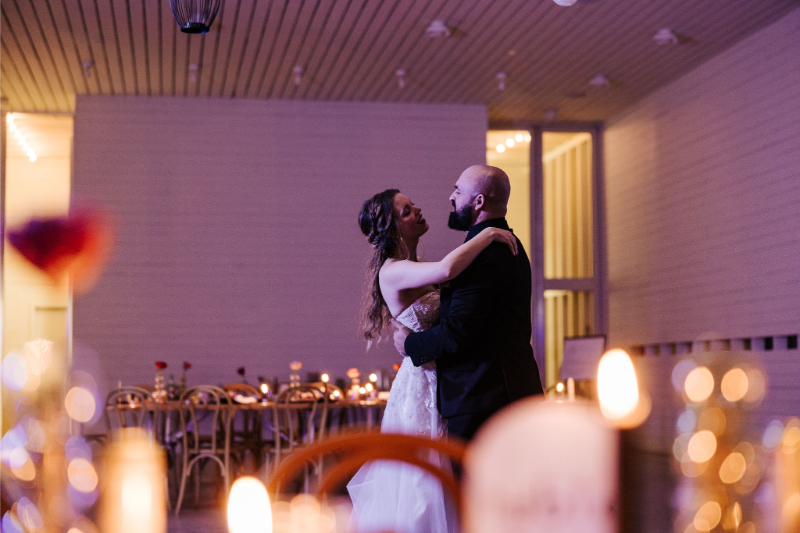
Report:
560,335,606,381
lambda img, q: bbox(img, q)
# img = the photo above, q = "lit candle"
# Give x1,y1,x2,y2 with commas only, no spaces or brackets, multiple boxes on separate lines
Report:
321,373,330,383
100,428,166,533
228,477,272,533
597,349,649,428
566,377,575,401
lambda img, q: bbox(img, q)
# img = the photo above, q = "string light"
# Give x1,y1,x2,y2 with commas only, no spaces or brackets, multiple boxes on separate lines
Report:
7,114,38,162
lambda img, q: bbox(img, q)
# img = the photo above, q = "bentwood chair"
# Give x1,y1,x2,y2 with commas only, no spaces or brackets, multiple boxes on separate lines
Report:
174,385,233,514
270,385,329,486
104,386,156,437
268,432,466,519
222,383,265,473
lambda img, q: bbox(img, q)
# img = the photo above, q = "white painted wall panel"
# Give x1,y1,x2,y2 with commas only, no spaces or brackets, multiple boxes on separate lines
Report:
72,96,486,394
605,7,800,347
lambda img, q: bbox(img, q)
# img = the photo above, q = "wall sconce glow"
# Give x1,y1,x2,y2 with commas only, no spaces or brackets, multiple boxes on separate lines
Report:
227,477,272,533
505,138,515,147
597,349,640,424
495,144,505,153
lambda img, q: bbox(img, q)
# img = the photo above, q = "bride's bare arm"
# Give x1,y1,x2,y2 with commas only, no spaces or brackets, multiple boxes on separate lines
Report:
380,228,518,291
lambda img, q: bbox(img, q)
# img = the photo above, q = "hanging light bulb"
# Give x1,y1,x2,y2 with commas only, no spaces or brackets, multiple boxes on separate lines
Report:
396,69,406,89
553,0,579,5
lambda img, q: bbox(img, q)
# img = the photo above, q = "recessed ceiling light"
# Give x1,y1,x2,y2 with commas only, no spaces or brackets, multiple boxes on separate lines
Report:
589,74,610,87
653,28,678,45
497,72,507,91
426,20,451,38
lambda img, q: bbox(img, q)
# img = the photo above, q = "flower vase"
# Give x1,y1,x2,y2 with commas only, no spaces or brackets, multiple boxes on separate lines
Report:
154,370,167,403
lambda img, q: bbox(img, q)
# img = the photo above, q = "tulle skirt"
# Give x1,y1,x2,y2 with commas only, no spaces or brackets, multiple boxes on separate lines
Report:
347,358,457,533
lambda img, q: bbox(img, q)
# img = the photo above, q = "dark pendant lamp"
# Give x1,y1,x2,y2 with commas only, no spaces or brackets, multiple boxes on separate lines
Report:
169,0,221,34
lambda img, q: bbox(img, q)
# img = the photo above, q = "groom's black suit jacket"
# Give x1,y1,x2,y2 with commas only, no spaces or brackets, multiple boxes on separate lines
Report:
405,218,544,419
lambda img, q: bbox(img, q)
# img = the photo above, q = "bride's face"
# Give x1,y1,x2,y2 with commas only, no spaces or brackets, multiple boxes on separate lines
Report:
393,193,429,241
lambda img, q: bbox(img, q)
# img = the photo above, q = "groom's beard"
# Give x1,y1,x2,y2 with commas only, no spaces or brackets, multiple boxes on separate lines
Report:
448,203,473,231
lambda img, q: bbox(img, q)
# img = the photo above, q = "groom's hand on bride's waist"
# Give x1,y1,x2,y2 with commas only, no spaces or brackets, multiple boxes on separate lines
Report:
391,319,411,357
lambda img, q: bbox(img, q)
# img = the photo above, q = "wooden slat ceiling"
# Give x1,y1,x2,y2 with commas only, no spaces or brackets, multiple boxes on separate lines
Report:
1,0,796,122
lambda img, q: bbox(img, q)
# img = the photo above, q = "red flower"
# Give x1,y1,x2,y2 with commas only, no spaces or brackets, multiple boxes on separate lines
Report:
183,361,192,370
6,208,113,294
156,361,168,370
237,367,246,376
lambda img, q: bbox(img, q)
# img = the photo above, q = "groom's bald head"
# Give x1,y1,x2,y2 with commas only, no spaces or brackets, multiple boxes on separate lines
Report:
460,165,511,216
449,165,511,230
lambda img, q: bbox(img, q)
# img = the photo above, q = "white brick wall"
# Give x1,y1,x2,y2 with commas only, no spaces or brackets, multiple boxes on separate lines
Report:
605,7,800,348
72,96,486,394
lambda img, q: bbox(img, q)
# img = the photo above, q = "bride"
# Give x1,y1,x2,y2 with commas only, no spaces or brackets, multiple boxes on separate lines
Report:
347,188,517,533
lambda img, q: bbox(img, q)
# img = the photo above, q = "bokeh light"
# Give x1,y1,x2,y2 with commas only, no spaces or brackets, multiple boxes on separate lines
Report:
65,387,97,423
1,512,25,533
677,410,697,433
17,497,43,530
698,407,726,435
693,501,722,531
720,368,748,402
719,452,747,484
20,416,46,453
65,436,93,462
227,476,272,533
672,359,697,393
687,430,717,463
764,420,784,449
2,352,28,391
783,423,800,454
684,367,714,403
22,339,54,376
743,369,765,403
68,458,98,493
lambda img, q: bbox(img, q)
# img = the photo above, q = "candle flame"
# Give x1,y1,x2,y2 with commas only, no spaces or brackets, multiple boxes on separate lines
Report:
597,349,648,427
321,373,329,383
228,477,272,533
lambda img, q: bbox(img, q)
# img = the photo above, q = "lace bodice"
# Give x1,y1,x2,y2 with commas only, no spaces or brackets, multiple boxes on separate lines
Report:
395,291,440,333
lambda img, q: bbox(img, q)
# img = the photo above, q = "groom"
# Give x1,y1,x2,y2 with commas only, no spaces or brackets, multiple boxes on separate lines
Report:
394,164,544,441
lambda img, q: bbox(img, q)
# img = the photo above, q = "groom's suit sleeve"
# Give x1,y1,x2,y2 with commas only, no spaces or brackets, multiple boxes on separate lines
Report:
405,244,508,367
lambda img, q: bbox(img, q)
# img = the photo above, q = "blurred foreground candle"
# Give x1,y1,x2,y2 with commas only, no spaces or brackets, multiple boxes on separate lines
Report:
465,399,617,533
100,428,166,533
228,477,271,533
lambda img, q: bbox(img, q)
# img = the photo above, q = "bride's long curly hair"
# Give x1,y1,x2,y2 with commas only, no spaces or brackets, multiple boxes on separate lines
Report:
358,189,409,345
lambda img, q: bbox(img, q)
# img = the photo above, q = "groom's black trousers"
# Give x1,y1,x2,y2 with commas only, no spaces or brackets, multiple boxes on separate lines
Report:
446,411,494,443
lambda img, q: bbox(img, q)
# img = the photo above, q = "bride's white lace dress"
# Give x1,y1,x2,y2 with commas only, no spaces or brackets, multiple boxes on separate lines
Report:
347,291,457,533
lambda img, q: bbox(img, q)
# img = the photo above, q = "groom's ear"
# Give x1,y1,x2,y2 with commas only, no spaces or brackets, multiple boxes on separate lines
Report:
474,193,485,211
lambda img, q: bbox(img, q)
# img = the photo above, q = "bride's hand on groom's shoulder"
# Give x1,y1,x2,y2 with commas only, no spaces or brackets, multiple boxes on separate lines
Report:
391,319,411,357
